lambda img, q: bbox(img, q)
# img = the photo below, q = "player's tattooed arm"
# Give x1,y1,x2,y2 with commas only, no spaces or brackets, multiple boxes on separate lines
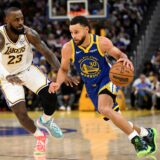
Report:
0,32,5,51
26,28,60,70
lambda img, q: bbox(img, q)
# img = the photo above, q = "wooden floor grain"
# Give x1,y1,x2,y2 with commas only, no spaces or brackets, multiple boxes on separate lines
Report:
0,110,159,160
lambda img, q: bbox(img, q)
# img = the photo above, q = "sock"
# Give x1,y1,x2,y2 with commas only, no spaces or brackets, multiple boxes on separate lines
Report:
34,128,44,137
128,130,139,141
140,127,149,137
41,113,52,123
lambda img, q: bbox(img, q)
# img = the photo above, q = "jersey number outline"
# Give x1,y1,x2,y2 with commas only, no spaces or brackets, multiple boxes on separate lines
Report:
8,54,23,64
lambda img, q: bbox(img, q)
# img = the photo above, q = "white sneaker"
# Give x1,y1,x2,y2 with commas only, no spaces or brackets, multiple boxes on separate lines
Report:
59,106,65,111
66,106,71,111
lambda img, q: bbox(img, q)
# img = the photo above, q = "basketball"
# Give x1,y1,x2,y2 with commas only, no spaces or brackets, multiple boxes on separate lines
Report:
109,62,134,87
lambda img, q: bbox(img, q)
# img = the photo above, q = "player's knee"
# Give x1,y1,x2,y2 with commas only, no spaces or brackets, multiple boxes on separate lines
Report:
98,105,112,117
38,85,57,115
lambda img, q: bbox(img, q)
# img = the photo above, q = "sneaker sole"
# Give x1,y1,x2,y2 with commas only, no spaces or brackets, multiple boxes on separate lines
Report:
36,119,63,138
150,128,157,155
137,145,152,158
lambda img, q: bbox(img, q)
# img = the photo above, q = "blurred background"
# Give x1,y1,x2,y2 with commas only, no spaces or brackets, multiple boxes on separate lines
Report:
1,0,160,112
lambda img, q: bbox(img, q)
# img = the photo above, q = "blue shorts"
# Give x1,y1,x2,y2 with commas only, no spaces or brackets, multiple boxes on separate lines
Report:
85,76,120,111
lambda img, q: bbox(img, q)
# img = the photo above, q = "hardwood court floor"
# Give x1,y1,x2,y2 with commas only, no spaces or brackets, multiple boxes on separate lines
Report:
0,110,159,160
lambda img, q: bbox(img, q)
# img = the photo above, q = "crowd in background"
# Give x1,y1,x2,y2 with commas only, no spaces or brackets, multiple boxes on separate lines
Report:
0,0,152,111
130,48,160,110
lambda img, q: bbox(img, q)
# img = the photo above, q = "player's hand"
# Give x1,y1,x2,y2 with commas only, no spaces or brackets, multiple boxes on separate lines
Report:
6,75,24,85
117,58,134,71
48,82,60,93
64,76,79,87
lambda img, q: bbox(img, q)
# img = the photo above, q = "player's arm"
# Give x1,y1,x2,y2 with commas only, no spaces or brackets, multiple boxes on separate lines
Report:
26,28,60,70
57,43,72,85
99,36,133,70
49,42,79,93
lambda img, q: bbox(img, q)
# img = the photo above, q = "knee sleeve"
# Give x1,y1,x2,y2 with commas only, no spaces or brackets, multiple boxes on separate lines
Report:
38,85,57,115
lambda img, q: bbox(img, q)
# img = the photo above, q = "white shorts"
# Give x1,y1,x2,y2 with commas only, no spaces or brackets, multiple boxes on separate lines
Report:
0,65,50,107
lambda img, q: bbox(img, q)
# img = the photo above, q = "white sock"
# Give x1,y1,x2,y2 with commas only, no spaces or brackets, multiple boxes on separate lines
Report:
41,113,52,123
34,128,44,137
140,127,149,137
128,130,139,141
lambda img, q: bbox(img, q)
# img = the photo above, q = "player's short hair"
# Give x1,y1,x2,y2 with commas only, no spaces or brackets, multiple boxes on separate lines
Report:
70,16,90,31
4,7,21,16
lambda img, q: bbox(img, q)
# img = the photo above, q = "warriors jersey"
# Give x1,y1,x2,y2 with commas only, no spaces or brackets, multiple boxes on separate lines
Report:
71,34,111,88
71,34,119,110
0,25,33,75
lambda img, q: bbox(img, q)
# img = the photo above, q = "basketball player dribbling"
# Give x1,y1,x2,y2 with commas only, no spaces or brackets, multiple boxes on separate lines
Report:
0,7,78,155
49,16,157,158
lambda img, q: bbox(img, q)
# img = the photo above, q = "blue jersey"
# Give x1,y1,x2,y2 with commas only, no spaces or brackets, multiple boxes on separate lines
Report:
71,34,119,110
71,34,110,86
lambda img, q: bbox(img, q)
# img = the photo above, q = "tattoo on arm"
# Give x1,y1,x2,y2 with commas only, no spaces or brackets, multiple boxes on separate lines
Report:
27,29,60,69
0,32,5,51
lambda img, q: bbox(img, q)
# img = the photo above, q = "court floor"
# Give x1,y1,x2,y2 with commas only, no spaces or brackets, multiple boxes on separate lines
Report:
0,110,159,160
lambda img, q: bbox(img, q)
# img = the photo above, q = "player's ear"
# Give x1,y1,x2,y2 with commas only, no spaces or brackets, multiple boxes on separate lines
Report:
85,26,89,32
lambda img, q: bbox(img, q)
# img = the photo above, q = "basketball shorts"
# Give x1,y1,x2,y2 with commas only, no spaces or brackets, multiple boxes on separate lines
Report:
0,65,49,107
85,77,120,111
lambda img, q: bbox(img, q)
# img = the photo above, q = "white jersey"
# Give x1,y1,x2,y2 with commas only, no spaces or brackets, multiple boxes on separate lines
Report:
0,25,33,75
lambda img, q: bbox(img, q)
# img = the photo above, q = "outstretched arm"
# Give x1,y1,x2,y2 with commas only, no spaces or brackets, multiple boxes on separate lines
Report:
26,28,60,70
49,42,79,93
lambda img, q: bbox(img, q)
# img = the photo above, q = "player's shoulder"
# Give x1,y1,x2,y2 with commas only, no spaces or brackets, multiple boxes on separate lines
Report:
98,36,111,45
61,41,72,58
62,41,72,49
25,26,37,35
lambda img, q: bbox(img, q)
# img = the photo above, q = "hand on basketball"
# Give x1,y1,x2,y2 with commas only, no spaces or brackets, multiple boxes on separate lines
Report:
64,76,79,87
48,82,60,93
117,58,134,71
6,75,24,85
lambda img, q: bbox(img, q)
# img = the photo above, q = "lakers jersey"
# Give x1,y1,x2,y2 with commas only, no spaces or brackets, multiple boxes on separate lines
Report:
0,25,33,75
71,34,111,87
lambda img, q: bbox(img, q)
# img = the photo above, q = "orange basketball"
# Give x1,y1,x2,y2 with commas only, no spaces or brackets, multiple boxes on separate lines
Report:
109,62,134,87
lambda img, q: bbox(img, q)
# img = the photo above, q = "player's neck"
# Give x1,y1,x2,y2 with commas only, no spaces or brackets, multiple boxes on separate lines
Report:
5,25,19,43
80,34,91,49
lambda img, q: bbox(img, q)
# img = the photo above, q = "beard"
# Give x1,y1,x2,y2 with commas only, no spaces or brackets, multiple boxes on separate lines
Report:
75,35,86,46
10,24,24,35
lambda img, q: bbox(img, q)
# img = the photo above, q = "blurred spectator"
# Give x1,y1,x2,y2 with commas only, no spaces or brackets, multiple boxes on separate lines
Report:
142,61,157,77
57,84,75,111
150,75,160,110
131,74,152,109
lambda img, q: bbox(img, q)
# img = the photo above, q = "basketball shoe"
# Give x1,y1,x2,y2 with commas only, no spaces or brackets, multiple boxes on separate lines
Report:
143,128,157,155
36,116,63,138
131,136,151,158
34,131,47,155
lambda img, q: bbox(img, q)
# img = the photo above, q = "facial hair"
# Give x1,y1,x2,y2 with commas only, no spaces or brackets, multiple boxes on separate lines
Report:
76,35,86,46
10,24,24,35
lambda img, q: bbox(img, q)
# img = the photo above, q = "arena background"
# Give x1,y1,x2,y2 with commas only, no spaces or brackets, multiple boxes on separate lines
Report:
0,1,160,160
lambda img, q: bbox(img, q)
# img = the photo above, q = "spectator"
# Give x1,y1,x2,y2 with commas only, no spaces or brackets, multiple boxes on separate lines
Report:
131,74,152,109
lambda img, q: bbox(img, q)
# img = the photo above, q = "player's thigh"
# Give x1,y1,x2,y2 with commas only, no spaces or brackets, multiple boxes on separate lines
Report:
98,94,113,112
1,80,25,107
23,65,49,94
